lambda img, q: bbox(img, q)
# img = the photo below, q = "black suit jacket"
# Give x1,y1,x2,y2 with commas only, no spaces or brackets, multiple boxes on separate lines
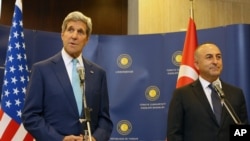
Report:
167,79,248,141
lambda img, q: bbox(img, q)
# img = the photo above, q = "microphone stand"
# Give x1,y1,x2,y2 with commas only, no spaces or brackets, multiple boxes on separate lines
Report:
214,88,243,125
79,71,92,141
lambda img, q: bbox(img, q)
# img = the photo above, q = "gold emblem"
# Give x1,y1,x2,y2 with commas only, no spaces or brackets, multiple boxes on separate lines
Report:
117,54,132,69
117,120,132,135
145,86,160,101
172,51,182,66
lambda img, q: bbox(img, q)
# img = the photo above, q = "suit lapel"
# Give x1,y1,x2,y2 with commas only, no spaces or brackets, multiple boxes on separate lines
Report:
82,57,101,109
192,80,220,126
219,81,230,126
51,53,79,114
82,57,94,100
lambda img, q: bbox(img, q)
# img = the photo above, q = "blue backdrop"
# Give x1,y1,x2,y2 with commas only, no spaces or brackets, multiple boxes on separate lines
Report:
1,24,249,140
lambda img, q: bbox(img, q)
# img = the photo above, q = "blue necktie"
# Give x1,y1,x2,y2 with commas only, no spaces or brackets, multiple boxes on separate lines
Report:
209,84,222,124
72,59,82,116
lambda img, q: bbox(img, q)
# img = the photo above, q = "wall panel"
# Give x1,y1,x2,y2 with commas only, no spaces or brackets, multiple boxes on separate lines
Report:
0,0,127,35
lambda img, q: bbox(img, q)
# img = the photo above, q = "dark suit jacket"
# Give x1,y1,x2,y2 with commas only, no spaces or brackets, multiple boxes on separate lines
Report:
167,79,248,141
22,52,113,141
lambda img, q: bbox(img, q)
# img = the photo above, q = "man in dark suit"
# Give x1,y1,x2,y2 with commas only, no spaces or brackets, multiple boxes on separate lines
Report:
167,43,248,141
22,11,113,141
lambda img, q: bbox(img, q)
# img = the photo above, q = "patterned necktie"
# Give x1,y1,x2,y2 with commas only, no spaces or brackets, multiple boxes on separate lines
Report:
72,59,82,116
209,84,222,124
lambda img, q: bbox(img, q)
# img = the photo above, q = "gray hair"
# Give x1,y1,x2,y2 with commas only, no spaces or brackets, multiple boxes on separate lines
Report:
61,11,92,37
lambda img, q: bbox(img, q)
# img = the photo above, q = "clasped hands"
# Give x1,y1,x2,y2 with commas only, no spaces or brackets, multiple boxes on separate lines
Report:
63,135,96,141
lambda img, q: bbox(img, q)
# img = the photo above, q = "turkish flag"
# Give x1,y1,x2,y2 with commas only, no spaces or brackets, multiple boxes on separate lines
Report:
176,18,199,88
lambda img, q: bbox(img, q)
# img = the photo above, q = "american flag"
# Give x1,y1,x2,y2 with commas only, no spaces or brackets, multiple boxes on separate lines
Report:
0,0,33,140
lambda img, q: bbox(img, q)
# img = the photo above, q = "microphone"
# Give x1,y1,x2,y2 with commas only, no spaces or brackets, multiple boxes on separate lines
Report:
77,66,85,84
77,66,92,140
212,82,225,98
212,82,243,125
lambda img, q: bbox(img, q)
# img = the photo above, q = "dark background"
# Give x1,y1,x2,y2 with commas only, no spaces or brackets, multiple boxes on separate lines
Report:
0,0,128,35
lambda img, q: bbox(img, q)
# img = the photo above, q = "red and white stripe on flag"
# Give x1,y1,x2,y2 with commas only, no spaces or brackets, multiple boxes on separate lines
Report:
176,18,199,88
0,0,33,140
0,110,33,140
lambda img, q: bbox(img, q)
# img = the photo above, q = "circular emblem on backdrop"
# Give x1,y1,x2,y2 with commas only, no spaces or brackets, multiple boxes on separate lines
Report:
117,54,132,69
117,120,132,135
172,51,182,66
145,86,160,101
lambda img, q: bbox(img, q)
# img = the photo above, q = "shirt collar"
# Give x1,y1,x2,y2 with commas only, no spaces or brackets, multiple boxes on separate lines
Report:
61,48,83,66
199,76,222,88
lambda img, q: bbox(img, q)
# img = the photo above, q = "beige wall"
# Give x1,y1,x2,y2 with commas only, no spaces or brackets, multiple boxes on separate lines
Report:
128,0,250,34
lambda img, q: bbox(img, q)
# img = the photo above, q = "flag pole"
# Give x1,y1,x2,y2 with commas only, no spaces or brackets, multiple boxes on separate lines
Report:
0,0,2,19
190,0,194,19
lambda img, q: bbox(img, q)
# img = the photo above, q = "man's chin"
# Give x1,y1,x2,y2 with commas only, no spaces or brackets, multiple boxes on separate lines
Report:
211,73,220,78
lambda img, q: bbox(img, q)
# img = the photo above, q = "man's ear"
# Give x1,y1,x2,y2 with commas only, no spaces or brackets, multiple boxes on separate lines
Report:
194,61,199,70
61,32,64,39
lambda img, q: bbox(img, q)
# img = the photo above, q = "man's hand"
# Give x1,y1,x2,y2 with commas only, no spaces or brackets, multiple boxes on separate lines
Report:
84,136,96,141
63,135,83,141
